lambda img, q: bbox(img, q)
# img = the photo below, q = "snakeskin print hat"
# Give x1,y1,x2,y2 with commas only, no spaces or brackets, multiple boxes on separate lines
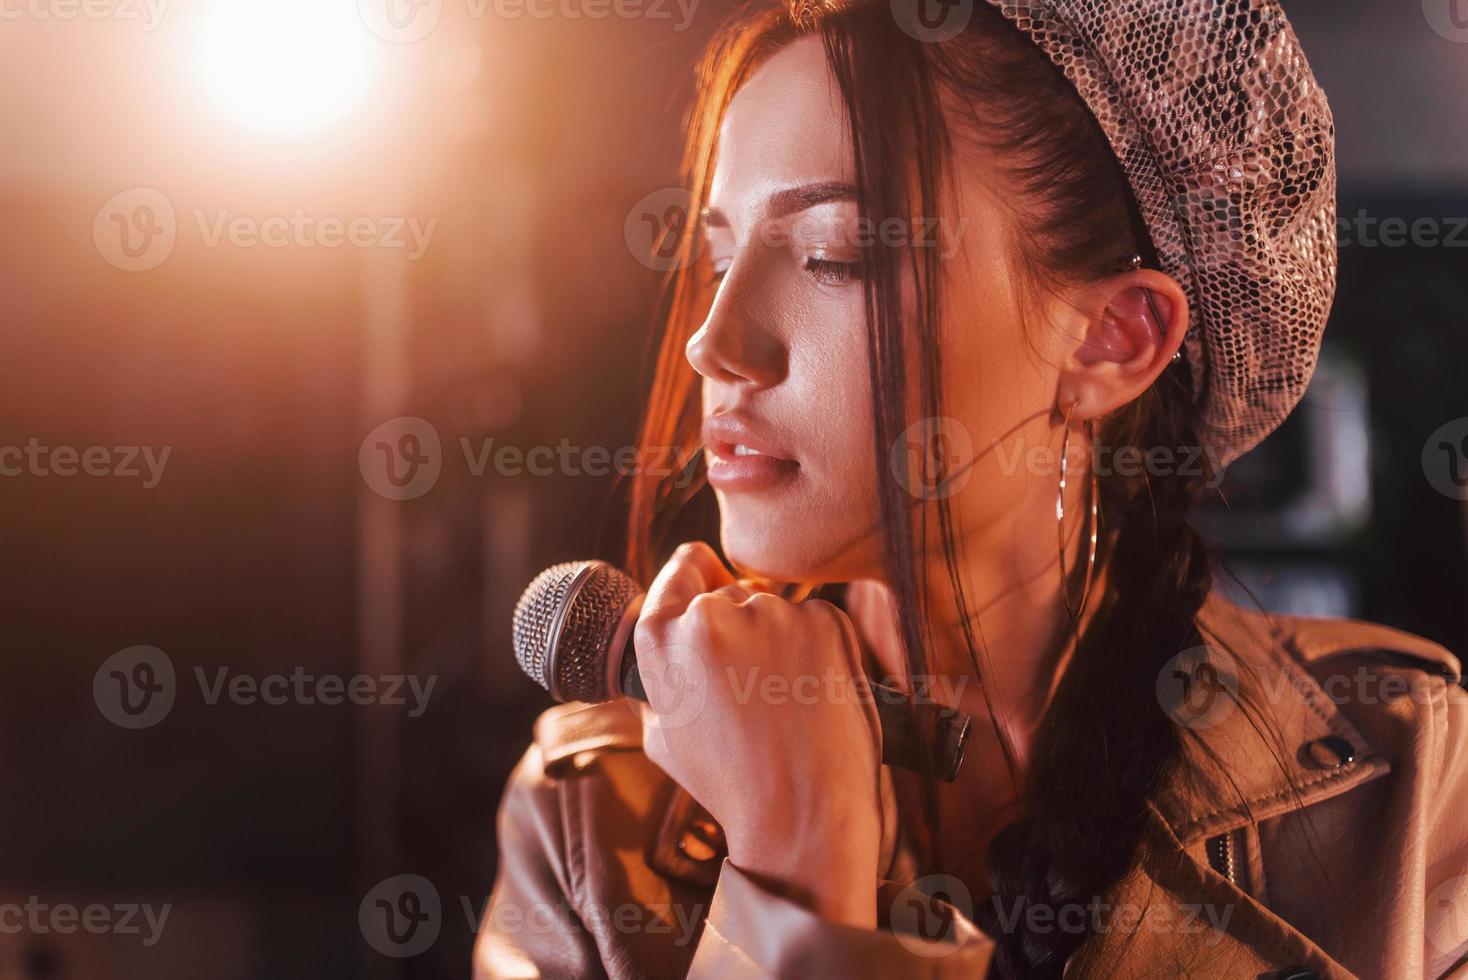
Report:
981,0,1338,468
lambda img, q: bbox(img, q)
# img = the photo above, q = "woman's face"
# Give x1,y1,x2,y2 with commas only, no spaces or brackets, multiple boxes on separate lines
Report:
690,35,1068,585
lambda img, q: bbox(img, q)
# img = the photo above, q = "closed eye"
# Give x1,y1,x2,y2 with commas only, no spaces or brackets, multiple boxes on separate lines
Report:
803,256,863,286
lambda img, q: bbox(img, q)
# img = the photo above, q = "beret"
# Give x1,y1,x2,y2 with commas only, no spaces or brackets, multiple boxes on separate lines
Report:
984,0,1338,466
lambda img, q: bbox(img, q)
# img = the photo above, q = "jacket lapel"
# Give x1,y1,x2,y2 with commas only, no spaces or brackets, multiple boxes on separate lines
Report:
1106,590,1417,977
1070,805,1358,977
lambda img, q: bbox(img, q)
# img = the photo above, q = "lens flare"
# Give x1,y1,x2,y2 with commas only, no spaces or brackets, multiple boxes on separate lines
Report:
197,0,377,136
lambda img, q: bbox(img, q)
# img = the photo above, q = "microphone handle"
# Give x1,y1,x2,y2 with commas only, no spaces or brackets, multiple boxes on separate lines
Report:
619,645,970,782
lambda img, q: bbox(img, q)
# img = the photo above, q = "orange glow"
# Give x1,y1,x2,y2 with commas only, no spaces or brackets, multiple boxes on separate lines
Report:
196,0,378,137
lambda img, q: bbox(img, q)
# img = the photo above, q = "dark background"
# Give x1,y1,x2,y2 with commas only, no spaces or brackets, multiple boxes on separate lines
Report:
1,1,1464,976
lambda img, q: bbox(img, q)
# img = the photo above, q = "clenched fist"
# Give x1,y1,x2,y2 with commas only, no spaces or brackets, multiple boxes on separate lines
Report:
634,541,884,928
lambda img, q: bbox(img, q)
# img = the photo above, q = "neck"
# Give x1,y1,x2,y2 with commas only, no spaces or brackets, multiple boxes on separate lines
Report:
847,491,1104,783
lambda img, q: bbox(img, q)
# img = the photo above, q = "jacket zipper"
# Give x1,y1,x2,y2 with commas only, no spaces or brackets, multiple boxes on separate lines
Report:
1206,832,1236,884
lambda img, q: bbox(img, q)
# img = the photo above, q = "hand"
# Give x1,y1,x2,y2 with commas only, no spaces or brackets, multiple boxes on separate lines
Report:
634,542,883,929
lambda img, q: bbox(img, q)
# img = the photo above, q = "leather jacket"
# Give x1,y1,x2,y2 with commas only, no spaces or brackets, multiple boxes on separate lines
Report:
473,589,1468,978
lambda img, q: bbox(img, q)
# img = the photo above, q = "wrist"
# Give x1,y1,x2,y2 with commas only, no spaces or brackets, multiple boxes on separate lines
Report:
726,809,882,929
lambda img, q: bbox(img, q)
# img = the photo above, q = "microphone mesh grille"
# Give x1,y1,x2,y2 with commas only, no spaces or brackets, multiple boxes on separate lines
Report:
512,560,641,704
512,561,583,692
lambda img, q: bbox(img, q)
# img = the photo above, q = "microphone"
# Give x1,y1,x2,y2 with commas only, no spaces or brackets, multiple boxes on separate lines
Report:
512,560,971,781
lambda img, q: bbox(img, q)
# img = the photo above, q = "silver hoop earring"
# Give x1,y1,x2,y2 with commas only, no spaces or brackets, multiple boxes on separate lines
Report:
1057,402,1099,623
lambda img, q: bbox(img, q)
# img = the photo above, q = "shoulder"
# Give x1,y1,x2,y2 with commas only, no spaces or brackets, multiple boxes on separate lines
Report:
497,700,656,841
1193,589,1468,801
1157,590,1467,837
497,700,643,817
1196,588,1462,693
1190,593,1468,974
480,703,718,979
1276,607,1460,687
1238,596,1468,761
531,698,645,771
497,700,725,889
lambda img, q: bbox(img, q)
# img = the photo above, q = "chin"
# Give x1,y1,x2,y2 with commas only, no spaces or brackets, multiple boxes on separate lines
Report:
717,499,881,585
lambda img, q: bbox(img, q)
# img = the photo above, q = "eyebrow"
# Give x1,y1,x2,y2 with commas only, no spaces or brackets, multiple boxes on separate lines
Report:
699,180,857,230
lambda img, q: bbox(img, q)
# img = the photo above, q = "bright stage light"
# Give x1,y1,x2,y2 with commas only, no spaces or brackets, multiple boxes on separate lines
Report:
197,0,377,136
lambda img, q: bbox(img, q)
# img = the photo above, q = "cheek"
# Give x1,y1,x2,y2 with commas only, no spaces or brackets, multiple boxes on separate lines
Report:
799,396,880,555
711,292,884,582
935,289,1059,529
932,173,1064,517
788,330,877,488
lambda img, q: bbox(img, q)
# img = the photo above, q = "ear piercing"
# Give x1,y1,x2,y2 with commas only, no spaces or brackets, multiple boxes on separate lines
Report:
1120,253,1184,364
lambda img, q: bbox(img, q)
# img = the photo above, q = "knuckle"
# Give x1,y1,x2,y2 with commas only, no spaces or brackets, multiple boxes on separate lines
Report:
634,620,677,665
637,592,675,627
803,599,859,655
801,597,840,628
637,607,672,645
672,540,711,564
744,591,783,613
686,588,718,607
684,591,725,620
633,619,660,654
811,598,851,631
713,582,747,601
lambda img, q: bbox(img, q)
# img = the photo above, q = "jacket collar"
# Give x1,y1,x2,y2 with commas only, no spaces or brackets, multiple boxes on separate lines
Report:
536,587,1458,854
1149,590,1399,845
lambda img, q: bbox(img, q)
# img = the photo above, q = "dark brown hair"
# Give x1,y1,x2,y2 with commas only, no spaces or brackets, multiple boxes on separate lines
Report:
627,1,1219,974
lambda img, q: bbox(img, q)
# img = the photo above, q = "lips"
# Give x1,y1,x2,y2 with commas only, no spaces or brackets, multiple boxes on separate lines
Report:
702,413,799,491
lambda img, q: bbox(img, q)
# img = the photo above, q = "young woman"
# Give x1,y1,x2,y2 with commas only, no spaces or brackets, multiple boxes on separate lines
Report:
476,0,1468,976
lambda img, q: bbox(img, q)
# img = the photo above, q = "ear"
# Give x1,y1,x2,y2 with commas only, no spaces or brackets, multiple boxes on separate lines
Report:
1055,268,1189,422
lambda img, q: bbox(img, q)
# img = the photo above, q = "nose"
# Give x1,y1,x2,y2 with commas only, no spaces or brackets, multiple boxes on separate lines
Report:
684,278,786,390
